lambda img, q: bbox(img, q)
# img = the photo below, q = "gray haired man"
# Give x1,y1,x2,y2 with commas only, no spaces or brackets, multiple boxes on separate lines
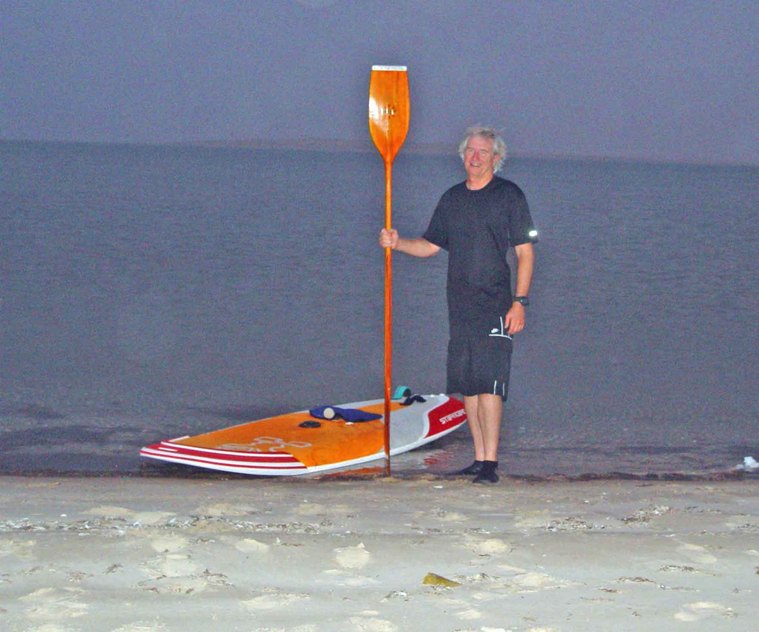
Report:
379,126,538,483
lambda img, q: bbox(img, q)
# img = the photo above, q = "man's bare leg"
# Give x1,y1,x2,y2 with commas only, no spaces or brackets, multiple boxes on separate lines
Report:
458,394,503,480
466,393,502,483
463,395,486,461
476,393,503,461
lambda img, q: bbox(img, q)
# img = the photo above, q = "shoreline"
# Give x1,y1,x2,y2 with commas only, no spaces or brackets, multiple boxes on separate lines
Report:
0,468,755,483
1,476,757,630
2,434,756,482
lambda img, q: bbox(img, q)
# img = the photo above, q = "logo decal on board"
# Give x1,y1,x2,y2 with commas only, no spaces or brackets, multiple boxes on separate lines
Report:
219,437,312,453
438,409,466,426
426,398,468,437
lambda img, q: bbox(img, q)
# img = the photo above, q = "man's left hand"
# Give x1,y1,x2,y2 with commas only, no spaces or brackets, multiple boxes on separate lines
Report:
505,302,526,335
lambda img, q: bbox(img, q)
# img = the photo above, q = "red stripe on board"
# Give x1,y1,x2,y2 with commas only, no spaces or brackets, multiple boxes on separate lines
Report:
139,447,307,471
145,442,301,463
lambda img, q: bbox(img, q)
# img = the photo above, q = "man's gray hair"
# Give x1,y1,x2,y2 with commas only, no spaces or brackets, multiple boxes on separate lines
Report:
458,126,507,172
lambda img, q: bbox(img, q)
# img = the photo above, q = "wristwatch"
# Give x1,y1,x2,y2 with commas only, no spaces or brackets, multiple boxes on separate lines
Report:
513,296,530,306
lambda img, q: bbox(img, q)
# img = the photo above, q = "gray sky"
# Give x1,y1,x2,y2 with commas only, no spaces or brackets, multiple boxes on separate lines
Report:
2,0,757,164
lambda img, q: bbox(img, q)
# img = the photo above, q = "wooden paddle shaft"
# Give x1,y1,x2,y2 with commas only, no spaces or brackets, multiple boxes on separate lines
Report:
383,161,393,464
368,65,410,471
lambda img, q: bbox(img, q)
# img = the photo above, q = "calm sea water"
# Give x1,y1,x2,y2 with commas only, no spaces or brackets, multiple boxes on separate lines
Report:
1,140,757,477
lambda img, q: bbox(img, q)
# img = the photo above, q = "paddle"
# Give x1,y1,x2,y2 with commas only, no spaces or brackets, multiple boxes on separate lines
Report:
368,65,410,474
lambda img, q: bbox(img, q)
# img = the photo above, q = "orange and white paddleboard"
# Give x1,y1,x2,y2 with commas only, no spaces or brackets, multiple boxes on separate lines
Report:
140,393,467,476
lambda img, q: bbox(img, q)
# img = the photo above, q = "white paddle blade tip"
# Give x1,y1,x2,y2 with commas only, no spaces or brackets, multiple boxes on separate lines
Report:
371,65,407,72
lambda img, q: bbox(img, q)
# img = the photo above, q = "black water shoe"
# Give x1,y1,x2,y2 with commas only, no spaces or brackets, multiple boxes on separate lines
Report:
452,460,483,476
473,461,499,484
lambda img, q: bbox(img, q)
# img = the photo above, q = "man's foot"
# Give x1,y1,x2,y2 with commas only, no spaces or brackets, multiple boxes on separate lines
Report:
451,460,483,476
472,461,499,484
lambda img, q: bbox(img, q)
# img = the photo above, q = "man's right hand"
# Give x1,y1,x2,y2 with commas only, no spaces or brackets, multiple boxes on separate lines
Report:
378,231,440,258
379,228,399,249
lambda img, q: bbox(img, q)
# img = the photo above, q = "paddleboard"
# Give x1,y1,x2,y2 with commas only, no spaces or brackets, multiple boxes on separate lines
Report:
140,393,467,476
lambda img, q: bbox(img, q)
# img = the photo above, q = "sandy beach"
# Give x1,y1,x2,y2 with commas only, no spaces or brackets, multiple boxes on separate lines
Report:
1,475,757,631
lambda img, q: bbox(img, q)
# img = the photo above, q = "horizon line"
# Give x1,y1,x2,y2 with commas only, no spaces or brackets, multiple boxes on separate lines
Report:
1,136,756,169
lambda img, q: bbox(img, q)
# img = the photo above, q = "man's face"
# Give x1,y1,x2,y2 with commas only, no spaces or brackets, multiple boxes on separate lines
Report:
463,135,499,182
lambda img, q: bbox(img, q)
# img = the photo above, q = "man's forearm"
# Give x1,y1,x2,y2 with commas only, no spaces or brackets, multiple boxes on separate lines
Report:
513,243,535,297
395,237,440,258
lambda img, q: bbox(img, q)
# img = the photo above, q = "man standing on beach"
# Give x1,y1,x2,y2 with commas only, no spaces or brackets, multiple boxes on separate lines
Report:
379,126,537,483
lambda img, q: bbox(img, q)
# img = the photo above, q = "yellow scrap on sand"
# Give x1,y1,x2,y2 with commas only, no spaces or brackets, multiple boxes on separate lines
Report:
422,572,461,587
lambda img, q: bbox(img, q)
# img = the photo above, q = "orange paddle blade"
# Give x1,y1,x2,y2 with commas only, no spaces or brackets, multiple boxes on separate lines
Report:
369,66,410,163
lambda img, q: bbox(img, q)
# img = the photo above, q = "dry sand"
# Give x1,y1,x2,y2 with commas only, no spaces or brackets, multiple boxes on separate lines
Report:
1,475,757,631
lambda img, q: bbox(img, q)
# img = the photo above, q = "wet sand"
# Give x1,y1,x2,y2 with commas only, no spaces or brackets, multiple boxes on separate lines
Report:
1,476,757,631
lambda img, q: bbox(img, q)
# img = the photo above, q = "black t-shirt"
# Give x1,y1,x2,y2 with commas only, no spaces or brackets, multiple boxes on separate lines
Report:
423,176,537,326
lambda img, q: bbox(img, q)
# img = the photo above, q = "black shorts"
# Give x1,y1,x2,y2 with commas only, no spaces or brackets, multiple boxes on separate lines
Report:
446,316,513,400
